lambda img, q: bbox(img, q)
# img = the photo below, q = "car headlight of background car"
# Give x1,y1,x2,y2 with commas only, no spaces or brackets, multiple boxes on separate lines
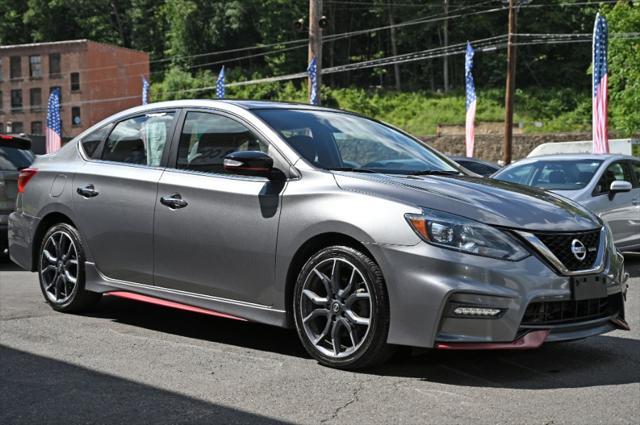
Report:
405,209,530,261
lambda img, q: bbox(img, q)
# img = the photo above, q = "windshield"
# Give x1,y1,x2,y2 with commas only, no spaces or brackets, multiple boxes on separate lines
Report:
254,109,458,174
0,147,35,171
493,159,603,191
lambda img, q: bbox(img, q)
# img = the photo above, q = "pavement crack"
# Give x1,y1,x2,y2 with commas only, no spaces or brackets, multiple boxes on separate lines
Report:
320,380,364,424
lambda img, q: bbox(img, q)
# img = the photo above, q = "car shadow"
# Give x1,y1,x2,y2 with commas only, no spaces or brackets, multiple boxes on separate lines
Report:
88,297,639,390
0,345,292,424
86,296,310,359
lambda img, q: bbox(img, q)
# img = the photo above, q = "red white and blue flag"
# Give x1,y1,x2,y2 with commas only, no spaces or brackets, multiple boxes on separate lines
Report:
592,13,609,154
45,88,61,154
142,77,150,105
216,66,225,99
307,56,319,105
465,42,476,158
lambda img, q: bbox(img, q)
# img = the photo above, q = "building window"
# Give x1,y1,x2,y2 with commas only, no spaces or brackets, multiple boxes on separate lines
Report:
29,55,42,78
30,88,42,112
31,121,43,135
12,122,24,134
10,56,21,79
70,72,80,91
0,91,3,113
11,89,22,112
0,123,4,133
49,53,61,78
0,59,3,81
72,107,81,126
50,86,62,106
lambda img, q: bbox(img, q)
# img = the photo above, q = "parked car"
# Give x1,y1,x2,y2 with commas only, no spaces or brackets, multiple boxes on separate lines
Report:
0,134,35,255
492,154,640,252
9,101,628,370
448,156,501,176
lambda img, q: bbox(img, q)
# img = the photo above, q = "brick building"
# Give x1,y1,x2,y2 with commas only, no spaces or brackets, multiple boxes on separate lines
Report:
0,39,149,139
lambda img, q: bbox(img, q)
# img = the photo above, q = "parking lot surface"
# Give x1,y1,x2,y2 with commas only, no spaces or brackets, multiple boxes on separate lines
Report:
1,254,639,424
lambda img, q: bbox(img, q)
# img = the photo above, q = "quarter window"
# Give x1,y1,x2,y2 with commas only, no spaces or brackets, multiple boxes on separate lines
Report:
594,162,633,195
102,112,175,166
176,111,268,175
81,123,113,159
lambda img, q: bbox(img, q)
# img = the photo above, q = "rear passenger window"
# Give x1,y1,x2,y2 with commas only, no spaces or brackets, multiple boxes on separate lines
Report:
102,112,175,166
81,124,113,159
176,111,268,175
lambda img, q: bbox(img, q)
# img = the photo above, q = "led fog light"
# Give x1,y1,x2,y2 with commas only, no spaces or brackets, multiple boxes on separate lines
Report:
453,307,502,317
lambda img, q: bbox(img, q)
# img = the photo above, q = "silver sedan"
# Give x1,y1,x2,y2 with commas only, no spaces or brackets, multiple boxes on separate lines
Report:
8,101,629,370
493,154,640,251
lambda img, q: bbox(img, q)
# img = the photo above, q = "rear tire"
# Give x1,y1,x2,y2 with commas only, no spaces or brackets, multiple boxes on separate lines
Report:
293,245,394,370
37,223,100,312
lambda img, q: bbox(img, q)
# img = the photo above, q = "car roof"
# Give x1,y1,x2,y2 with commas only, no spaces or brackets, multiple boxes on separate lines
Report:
126,99,343,113
508,153,636,166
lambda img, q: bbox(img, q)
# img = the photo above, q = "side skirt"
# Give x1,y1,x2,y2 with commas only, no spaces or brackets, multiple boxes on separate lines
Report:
84,262,288,327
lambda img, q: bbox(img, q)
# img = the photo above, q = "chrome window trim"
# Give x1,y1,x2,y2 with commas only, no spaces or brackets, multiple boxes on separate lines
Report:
514,227,607,276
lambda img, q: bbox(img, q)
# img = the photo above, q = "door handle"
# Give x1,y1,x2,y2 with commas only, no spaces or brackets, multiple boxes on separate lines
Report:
633,199,639,206
76,184,99,198
160,193,188,209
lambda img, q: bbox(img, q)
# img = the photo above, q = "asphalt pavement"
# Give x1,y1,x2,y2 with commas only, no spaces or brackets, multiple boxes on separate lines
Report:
1,254,639,424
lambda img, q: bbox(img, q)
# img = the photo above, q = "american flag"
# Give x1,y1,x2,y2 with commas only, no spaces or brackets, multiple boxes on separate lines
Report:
592,13,609,154
142,77,150,105
465,42,476,158
307,56,318,105
216,66,225,99
45,88,61,154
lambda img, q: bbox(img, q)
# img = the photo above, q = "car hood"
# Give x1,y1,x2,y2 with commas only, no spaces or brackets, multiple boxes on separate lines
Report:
333,173,600,232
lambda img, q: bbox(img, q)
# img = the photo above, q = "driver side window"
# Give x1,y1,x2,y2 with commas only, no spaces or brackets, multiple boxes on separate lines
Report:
594,162,632,195
176,111,268,175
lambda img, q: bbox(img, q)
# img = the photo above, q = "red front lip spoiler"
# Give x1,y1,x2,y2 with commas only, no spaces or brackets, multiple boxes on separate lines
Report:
435,330,550,350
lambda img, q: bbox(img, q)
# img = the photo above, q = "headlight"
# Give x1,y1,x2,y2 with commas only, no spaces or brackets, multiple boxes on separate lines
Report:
405,209,529,261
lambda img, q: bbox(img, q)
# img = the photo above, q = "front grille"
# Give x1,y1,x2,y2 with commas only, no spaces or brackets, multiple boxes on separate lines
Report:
521,294,621,326
534,229,600,271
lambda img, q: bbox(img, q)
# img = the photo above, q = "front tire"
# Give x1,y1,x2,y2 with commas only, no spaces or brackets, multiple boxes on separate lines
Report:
38,223,100,312
293,246,394,369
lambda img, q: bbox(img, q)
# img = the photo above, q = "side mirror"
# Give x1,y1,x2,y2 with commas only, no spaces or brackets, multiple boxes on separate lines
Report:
0,134,32,150
608,180,632,199
223,151,274,178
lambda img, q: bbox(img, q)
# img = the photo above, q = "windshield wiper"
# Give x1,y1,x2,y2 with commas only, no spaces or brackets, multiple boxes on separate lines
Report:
405,169,462,176
328,167,377,173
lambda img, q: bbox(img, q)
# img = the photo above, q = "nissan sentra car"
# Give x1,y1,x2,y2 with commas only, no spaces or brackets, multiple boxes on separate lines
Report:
8,100,630,370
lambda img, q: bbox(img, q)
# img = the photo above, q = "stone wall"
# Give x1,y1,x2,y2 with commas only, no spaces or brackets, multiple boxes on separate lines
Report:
420,132,592,162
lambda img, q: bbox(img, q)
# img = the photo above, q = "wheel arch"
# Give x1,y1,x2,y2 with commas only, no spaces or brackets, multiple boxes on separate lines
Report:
31,211,76,272
284,232,378,328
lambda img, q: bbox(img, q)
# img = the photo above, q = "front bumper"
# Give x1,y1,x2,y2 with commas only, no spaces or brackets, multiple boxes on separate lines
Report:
374,241,627,349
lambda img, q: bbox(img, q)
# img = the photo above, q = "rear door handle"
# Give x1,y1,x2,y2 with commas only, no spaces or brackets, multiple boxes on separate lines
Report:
633,199,639,205
77,184,99,198
160,193,188,209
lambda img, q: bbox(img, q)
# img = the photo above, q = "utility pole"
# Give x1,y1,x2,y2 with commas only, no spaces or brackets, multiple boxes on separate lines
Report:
503,0,517,165
389,5,401,90
443,0,449,92
309,0,323,105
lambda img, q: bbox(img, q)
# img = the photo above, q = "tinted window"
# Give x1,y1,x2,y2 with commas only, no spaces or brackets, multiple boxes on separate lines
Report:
81,124,113,159
102,112,175,166
0,147,35,171
494,159,602,190
255,109,455,174
630,161,640,188
594,161,633,195
176,111,268,175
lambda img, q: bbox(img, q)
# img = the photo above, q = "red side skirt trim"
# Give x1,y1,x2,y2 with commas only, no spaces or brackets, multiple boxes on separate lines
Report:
104,291,247,322
435,330,550,350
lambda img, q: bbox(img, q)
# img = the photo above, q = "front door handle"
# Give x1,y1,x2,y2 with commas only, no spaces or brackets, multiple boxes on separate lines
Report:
632,199,639,206
77,184,99,198
160,193,188,209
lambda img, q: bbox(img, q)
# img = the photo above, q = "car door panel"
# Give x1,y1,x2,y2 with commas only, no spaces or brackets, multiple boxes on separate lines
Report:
154,171,282,304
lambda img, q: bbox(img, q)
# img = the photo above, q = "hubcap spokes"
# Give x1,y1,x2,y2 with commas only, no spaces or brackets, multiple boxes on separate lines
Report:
40,231,79,304
301,258,372,358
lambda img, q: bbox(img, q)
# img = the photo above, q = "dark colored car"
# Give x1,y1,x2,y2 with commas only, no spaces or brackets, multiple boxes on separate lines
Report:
0,135,35,255
448,156,501,176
